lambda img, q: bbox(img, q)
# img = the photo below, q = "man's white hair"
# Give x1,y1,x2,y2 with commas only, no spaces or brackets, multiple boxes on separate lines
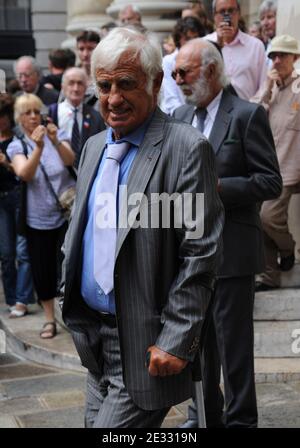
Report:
197,39,229,88
91,27,162,95
259,0,277,16
13,56,41,77
62,67,88,87
120,4,142,18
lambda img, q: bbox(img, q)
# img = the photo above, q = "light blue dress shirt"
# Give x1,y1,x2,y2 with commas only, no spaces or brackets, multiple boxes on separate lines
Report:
81,121,150,314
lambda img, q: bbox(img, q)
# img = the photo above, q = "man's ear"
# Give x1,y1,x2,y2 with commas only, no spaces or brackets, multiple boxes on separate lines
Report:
206,63,217,81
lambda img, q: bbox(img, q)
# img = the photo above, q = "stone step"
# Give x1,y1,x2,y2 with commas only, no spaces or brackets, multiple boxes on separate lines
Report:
0,304,84,373
254,288,300,321
254,321,300,358
280,262,300,288
254,357,300,383
2,301,300,383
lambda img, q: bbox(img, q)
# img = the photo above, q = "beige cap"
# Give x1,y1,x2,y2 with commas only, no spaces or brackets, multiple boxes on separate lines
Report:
267,34,300,58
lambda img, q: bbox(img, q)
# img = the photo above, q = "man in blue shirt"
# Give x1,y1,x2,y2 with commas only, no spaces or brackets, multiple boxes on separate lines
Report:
61,27,224,428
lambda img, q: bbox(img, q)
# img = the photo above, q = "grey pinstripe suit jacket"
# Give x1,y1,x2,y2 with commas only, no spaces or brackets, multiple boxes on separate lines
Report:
62,107,224,410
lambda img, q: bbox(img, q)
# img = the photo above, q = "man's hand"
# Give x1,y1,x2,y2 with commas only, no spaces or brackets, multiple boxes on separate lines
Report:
267,68,282,90
31,125,45,150
146,345,188,377
216,22,236,46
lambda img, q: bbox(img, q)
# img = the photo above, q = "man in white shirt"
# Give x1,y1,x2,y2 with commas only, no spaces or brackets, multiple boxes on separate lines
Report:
48,67,105,167
205,0,267,100
160,16,206,115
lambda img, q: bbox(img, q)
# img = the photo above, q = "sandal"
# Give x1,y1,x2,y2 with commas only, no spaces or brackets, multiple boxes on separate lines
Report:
40,321,57,339
9,303,28,319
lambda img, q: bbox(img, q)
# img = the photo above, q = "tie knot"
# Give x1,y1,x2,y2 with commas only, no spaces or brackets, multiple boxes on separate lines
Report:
73,107,78,115
106,142,130,163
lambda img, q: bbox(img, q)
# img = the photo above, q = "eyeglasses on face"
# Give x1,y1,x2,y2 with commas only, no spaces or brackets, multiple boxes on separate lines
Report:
215,7,239,16
269,52,291,61
171,64,201,80
16,72,35,79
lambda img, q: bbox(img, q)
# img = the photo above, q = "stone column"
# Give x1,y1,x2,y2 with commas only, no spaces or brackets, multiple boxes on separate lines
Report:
106,0,188,34
62,0,111,48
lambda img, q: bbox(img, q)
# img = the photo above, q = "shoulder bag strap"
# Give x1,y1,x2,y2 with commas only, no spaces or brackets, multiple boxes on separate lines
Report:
20,136,64,213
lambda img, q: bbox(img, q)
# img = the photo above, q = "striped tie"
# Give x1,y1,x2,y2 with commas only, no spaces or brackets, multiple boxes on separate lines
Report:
71,107,81,157
93,141,130,294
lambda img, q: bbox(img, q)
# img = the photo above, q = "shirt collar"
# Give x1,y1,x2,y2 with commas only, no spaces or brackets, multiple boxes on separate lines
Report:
227,29,246,47
280,71,299,90
106,112,154,147
206,89,223,118
193,89,223,122
64,98,83,113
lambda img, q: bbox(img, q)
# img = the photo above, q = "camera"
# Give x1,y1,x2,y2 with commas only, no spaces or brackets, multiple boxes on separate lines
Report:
41,114,50,127
222,13,231,26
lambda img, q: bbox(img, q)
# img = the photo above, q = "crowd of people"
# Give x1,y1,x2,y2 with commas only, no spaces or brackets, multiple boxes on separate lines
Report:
0,0,299,429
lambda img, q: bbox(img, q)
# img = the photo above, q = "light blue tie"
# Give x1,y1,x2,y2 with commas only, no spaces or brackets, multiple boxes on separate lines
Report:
94,142,130,295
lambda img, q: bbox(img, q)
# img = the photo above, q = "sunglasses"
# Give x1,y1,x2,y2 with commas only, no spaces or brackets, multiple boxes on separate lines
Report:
171,64,202,81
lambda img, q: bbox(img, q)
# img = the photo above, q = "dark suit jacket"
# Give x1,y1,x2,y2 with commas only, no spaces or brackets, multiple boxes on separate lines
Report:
36,83,59,105
48,102,106,167
62,107,224,410
174,90,282,277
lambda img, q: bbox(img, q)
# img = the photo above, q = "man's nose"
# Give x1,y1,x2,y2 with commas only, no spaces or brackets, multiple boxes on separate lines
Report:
108,85,124,104
175,73,184,85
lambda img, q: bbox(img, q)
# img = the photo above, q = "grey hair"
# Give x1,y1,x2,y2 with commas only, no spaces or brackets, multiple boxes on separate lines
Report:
212,0,241,13
61,67,88,86
13,56,42,77
120,4,142,18
259,0,277,16
198,39,229,88
91,27,162,95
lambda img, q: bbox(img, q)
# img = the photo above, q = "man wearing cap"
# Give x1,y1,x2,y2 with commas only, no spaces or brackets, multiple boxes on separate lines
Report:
252,35,300,291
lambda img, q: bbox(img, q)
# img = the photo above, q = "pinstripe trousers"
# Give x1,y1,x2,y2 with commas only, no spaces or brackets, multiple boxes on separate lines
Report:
84,316,170,428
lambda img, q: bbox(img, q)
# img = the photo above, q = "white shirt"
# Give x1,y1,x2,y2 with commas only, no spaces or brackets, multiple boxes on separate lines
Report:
205,30,267,100
160,49,185,115
191,90,223,138
57,99,83,140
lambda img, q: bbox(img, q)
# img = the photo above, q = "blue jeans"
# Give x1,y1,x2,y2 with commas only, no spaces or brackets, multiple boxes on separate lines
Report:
0,187,34,306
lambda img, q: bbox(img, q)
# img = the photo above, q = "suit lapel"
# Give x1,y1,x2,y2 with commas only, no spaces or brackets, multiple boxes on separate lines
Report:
180,106,195,125
115,108,165,259
209,90,233,155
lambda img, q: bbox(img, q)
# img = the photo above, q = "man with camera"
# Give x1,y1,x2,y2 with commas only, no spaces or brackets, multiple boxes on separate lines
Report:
205,0,267,100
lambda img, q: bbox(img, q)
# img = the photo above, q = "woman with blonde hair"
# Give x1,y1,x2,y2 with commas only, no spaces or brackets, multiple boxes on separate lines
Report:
0,93,34,317
7,94,75,338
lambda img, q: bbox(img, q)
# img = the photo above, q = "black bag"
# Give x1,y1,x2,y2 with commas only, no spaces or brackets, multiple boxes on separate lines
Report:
16,138,28,236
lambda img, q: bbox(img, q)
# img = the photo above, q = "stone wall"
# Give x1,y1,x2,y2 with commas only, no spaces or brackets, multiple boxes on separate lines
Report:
31,0,67,70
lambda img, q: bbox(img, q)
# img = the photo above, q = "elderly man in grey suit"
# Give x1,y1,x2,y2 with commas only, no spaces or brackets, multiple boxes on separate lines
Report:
173,38,282,428
61,28,224,428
